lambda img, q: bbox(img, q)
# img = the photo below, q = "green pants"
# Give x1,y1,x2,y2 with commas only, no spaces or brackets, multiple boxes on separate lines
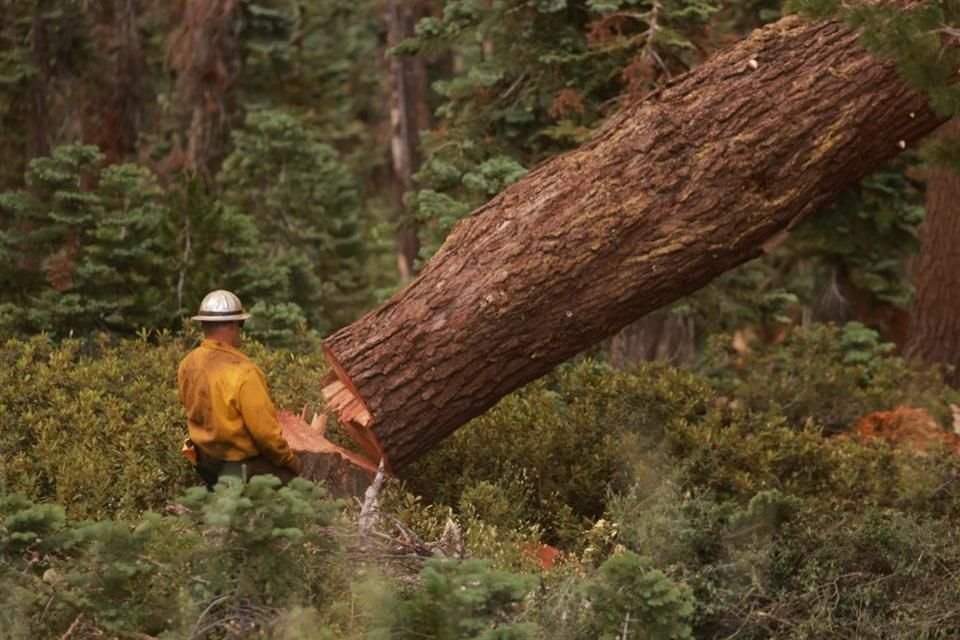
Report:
195,449,295,489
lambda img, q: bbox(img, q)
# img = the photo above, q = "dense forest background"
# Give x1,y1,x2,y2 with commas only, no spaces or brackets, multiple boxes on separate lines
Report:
5,0,960,638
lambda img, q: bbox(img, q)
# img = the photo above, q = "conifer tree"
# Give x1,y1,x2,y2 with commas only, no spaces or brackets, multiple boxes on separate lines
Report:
400,0,723,254
218,110,370,332
0,1,93,187
0,146,171,333
164,173,304,340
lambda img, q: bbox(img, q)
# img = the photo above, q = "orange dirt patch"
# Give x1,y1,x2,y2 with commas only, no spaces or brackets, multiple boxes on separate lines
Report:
523,542,562,571
846,406,960,456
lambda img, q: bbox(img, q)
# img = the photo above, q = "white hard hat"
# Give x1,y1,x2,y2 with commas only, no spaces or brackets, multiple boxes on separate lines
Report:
191,289,251,322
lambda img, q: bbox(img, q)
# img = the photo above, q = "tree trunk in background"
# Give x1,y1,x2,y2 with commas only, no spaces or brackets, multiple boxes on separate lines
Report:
165,0,241,182
82,0,147,163
385,0,427,282
322,14,943,472
905,119,960,387
607,311,696,369
26,12,51,162
84,0,146,162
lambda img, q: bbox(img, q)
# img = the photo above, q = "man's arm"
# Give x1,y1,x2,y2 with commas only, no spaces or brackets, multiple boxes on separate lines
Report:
237,367,302,474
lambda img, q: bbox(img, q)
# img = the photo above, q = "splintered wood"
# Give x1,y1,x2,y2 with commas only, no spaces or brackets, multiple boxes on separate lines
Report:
278,411,378,496
322,379,373,427
320,375,385,471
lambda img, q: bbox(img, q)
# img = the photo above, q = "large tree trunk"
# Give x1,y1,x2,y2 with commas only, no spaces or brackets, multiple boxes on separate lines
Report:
83,0,146,163
905,119,960,387
385,0,428,282
322,13,943,472
26,12,51,163
165,0,241,182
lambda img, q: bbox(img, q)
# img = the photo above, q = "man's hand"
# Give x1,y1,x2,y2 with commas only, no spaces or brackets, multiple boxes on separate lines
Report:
288,453,303,476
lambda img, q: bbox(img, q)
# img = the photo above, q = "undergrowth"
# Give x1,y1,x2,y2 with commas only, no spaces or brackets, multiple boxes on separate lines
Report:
3,323,960,637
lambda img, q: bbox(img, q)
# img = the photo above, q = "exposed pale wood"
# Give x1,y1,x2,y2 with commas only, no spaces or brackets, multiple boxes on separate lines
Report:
321,380,345,402
309,412,328,437
319,372,381,468
279,411,378,498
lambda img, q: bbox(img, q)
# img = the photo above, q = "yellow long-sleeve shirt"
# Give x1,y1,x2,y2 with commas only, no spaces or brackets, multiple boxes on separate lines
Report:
177,339,300,472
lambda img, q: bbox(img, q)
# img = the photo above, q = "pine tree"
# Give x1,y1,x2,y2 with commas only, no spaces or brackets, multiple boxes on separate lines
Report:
0,1,95,188
0,145,172,334
163,173,304,341
218,109,370,331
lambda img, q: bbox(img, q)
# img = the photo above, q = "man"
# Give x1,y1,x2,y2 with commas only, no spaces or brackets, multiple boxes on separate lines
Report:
178,289,302,488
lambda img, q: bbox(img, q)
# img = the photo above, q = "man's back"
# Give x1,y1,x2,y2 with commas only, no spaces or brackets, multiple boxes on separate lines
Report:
178,338,257,462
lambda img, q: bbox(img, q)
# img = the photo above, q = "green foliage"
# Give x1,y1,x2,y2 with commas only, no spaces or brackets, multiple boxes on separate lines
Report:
373,558,537,640
0,333,329,521
0,1,94,189
790,0,960,117
4,322,960,638
219,109,371,331
0,145,171,334
251,0,385,152
163,175,335,346
405,359,710,546
758,507,960,638
579,551,694,640
404,0,723,255
0,139,366,342
789,165,925,308
679,162,925,341
177,476,345,616
0,333,192,520
0,478,346,639
700,323,957,433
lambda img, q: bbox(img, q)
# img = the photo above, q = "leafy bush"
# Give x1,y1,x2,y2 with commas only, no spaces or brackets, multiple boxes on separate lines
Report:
404,359,709,546
0,478,346,639
0,333,329,520
4,323,960,638
579,551,694,640
700,323,959,432
371,558,536,640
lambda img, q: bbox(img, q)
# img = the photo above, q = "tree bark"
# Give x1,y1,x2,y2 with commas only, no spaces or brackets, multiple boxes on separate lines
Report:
26,12,50,162
323,14,944,472
385,0,427,282
165,0,241,182
82,0,146,163
905,119,960,387
607,311,696,369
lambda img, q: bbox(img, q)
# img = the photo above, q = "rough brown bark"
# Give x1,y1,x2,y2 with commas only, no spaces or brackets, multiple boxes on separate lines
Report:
165,0,241,182
26,12,51,162
386,0,427,281
905,119,960,387
83,0,146,162
324,14,944,472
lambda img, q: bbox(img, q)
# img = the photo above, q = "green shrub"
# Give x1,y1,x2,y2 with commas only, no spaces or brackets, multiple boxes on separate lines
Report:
579,551,694,640
0,333,329,520
404,359,709,546
369,558,537,640
758,507,960,639
0,478,347,639
700,323,959,432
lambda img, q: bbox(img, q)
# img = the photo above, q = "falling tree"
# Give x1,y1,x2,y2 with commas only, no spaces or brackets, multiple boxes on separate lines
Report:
319,11,946,472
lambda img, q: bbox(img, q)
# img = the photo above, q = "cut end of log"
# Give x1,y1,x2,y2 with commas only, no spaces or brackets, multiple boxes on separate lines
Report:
319,342,392,474
278,411,380,498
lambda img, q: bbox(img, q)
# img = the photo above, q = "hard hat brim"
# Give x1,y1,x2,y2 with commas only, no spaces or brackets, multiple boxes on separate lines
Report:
191,312,251,322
